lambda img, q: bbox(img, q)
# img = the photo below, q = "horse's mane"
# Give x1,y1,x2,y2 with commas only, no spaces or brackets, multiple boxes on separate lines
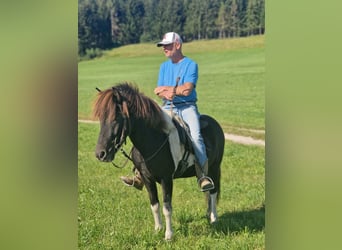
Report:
92,82,166,130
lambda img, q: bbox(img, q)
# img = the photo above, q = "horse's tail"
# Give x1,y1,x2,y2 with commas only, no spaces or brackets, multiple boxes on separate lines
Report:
216,139,224,205
217,164,221,204
201,114,224,205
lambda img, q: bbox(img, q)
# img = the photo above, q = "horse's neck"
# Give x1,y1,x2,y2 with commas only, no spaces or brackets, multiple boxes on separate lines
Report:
128,119,149,152
128,119,165,158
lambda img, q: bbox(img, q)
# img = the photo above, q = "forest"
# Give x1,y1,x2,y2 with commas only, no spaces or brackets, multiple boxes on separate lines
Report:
78,0,265,56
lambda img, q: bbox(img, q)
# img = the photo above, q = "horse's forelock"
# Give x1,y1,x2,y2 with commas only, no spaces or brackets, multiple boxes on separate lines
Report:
92,88,116,122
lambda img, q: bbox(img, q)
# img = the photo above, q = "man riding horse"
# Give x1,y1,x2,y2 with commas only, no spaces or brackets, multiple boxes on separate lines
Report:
120,32,214,192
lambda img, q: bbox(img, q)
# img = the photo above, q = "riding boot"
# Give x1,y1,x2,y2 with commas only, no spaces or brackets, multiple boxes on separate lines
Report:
195,160,214,192
120,168,144,190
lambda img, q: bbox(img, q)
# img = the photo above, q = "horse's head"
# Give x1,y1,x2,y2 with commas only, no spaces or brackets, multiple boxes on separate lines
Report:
93,86,130,162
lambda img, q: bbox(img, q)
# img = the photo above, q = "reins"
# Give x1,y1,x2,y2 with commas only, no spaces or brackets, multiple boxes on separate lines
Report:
170,77,180,116
111,133,169,168
110,92,170,168
142,133,170,163
111,147,133,168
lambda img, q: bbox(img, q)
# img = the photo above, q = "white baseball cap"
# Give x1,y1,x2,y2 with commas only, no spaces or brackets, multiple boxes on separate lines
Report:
156,32,182,47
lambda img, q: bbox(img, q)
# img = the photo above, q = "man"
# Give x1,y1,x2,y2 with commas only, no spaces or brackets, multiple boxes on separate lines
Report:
121,32,214,192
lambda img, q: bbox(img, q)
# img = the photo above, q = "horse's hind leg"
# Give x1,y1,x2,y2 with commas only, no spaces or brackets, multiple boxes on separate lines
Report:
207,192,218,223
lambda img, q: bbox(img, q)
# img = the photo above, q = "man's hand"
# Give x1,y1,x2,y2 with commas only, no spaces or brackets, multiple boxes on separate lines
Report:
154,86,175,100
154,83,194,100
154,86,167,96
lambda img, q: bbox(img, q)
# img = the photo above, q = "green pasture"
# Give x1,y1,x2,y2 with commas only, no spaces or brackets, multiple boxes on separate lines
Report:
78,123,265,249
78,35,265,249
78,35,265,139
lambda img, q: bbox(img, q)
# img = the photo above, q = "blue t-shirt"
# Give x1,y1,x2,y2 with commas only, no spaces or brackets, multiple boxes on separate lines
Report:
157,57,198,105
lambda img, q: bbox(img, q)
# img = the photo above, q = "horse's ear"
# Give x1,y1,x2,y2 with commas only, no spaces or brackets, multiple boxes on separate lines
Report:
96,87,102,92
122,100,129,118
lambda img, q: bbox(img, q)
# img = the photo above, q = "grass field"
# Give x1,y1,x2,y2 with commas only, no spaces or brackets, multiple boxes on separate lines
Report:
78,35,265,139
78,123,265,249
78,35,265,249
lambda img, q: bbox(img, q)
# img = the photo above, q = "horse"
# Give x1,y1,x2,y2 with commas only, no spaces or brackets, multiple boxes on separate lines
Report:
93,82,225,240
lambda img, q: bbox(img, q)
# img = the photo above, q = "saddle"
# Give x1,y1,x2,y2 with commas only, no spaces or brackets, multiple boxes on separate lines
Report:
172,115,209,151
171,115,209,176
172,115,194,154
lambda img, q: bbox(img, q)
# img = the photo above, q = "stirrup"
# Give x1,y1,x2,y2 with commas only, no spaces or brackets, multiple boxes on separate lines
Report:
120,175,144,190
121,176,136,187
198,176,215,192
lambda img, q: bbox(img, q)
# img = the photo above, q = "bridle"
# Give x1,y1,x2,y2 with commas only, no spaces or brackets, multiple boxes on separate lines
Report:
111,88,169,168
97,87,170,168
111,108,130,153
110,91,132,168
96,86,133,168
110,106,169,168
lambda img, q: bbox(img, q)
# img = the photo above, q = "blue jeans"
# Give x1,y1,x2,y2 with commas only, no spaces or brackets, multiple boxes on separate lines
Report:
163,103,208,167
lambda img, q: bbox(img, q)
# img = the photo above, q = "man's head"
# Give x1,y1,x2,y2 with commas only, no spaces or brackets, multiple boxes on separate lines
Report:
157,32,183,61
157,32,182,47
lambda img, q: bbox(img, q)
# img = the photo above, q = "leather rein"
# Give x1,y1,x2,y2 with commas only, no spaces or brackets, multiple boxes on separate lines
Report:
110,90,169,169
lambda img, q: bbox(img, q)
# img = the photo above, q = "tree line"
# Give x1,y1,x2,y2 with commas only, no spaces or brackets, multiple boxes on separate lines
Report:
78,0,265,56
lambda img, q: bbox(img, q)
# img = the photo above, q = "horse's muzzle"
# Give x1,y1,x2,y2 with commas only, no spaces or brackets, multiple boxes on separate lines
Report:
95,146,116,162
95,150,107,161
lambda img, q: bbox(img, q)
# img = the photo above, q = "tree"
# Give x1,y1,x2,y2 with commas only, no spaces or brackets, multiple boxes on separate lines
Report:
245,0,258,35
256,0,265,35
216,1,229,39
183,0,205,40
78,0,265,56
228,0,239,37
202,0,220,39
140,0,159,42
125,0,145,44
78,0,97,55
155,0,184,37
78,0,112,55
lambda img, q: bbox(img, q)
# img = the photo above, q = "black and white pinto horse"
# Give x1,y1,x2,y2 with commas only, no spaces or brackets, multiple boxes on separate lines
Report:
93,83,225,240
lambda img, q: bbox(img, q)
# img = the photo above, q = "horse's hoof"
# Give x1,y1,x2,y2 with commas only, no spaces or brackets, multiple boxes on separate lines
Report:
207,213,218,224
210,219,218,224
164,230,173,240
210,216,218,224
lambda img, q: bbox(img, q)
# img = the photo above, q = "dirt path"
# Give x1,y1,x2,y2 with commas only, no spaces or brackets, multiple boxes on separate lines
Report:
78,119,265,147
224,133,264,146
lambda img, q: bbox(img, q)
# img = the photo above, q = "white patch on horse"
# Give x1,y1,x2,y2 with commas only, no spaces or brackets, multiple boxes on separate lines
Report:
151,203,162,231
207,192,218,223
163,201,173,240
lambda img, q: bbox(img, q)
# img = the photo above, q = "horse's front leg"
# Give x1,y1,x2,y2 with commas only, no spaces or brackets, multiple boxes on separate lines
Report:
151,203,162,231
145,181,162,231
161,178,173,240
